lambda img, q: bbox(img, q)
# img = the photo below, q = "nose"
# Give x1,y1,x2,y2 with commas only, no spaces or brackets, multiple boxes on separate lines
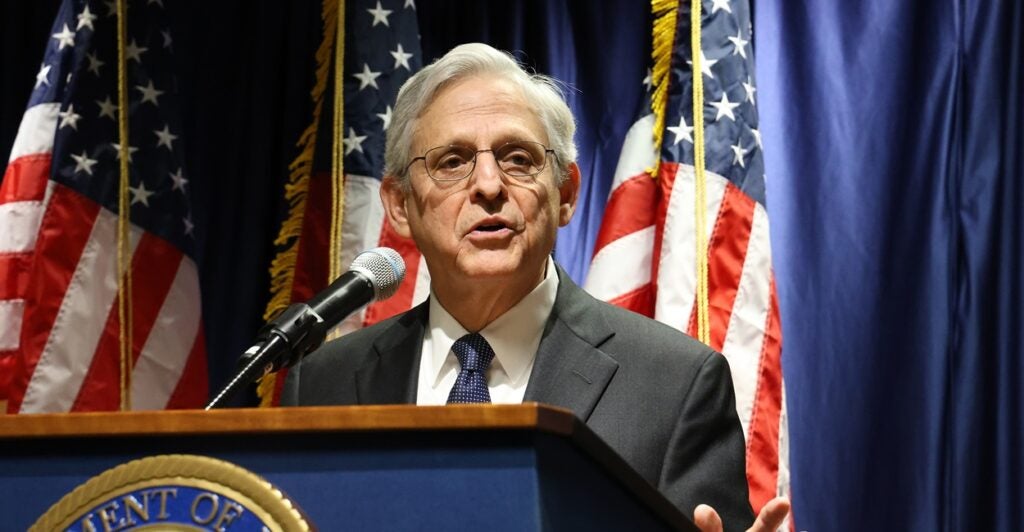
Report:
468,151,508,203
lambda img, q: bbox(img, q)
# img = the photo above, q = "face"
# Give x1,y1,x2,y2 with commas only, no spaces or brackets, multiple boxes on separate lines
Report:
381,75,579,296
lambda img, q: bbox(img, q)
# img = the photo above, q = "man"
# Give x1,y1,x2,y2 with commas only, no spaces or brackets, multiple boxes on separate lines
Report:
282,43,788,531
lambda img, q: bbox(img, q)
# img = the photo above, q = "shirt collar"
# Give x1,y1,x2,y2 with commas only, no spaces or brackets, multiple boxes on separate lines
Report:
427,256,560,387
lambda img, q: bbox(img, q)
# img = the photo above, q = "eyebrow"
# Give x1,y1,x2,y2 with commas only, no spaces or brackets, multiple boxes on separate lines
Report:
431,136,543,150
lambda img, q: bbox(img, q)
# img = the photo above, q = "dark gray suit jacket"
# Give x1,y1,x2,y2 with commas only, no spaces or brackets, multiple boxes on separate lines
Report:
282,268,754,530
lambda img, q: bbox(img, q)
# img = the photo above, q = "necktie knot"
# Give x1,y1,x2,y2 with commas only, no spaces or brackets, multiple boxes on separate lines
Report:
447,333,495,404
452,333,494,372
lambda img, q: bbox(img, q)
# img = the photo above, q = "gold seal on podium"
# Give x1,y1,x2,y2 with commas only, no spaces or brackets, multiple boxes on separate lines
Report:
31,454,311,531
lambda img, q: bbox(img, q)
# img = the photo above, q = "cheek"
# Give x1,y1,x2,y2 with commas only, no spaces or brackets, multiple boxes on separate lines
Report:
412,194,463,242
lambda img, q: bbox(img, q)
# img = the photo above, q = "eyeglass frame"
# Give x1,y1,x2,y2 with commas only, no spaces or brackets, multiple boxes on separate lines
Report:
401,140,558,183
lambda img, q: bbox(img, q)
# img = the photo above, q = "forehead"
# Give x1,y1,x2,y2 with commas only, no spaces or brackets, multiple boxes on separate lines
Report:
412,75,548,150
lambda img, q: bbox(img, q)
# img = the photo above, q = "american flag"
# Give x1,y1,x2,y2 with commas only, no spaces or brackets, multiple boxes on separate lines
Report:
583,0,789,516
341,0,427,326
0,0,207,413
261,0,422,402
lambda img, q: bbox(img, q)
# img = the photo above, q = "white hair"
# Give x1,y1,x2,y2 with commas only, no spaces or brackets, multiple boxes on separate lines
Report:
384,43,577,187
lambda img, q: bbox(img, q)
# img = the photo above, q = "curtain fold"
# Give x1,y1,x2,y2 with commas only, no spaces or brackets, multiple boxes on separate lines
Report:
757,0,1023,529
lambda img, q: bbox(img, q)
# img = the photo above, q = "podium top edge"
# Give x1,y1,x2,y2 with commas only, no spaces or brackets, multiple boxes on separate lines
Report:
0,403,580,439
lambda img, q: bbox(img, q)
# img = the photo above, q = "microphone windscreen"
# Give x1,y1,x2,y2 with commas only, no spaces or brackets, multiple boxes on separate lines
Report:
350,247,406,300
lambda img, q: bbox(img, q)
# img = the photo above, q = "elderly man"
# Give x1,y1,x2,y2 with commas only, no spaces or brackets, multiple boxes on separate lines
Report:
283,43,788,531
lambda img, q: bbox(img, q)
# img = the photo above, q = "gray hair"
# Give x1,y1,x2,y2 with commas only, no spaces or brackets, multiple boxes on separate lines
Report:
384,43,577,187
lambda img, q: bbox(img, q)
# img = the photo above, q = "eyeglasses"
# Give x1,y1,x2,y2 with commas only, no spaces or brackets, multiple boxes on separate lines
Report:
404,140,556,182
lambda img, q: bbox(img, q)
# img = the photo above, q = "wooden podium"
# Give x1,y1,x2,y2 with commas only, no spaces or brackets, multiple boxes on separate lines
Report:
0,403,696,530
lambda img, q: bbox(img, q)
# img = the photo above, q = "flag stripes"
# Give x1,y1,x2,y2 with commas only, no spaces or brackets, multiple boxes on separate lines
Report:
586,113,786,513
2,0,208,412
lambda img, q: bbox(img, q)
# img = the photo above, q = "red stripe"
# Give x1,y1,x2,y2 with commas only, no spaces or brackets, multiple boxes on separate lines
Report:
745,276,784,512
165,324,209,409
0,351,14,404
682,184,755,350
6,184,99,413
0,254,31,301
592,173,658,256
651,162,681,305
0,154,50,203
71,234,183,411
270,366,289,406
291,170,333,303
364,221,421,326
607,283,655,318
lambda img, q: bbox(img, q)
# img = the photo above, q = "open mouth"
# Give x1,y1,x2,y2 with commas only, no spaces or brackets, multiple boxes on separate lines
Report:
475,223,508,232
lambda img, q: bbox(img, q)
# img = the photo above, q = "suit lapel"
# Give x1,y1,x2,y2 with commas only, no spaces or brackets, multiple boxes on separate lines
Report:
354,302,427,404
524,267,618,422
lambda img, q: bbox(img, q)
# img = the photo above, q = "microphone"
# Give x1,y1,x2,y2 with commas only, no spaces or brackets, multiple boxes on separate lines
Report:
205,247,405,409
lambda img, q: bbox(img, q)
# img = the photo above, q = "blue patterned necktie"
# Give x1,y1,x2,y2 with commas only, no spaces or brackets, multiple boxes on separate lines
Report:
446,333,495,404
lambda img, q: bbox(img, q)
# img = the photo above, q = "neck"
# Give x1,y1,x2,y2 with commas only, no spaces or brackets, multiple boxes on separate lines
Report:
432,262,548,332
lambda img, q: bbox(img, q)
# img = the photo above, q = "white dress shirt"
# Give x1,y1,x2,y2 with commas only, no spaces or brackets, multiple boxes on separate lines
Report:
416,257,559,405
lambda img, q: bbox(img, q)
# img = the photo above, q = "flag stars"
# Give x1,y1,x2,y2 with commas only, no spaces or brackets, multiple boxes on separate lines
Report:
730,142,749,168
169,169,188,192
129,181,154,206
343,128,367,155
135,80,164,106
354,63,381,90
86,52,104,76
154,125,177,149
710,0,732,14
104,0,118,17
183,216,194,236
710,92,740,122
405,0,416,9
71,151,98,175
35,63,52,89
642,69,653,92
52,24,76,50
743,78,757,104
377,105,393,130
367,1,393,27
97,96,118,120
751,128,762,149
161,30,173,48
125,39,148,63
667,115,694,145
58,104,82,130
76,5,98,31
111,141,139,162
728,30,749,59
391,43,413,70
686,50,718,79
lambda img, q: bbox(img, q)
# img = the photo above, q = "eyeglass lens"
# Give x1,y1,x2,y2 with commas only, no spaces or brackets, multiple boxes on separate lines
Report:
424,141,548,181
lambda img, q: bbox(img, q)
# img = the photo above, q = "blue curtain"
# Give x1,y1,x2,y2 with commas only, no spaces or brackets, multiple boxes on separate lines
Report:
756,0,1023,529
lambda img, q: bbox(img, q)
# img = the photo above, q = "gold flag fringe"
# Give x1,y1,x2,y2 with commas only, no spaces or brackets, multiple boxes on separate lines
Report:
648,0,679,177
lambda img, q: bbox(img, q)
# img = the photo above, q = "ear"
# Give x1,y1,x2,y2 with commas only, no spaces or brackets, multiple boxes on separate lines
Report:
557,162,581,227
380,175,413,238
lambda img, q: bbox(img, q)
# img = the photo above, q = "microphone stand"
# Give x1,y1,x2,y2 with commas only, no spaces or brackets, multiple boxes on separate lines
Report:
204,303,326,410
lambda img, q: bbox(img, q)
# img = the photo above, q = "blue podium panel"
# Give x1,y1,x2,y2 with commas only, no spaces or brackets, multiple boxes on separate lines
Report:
0,405,693,531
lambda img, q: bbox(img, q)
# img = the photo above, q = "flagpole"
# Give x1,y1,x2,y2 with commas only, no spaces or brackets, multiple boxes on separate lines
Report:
115,0,133,411
329,0,347,309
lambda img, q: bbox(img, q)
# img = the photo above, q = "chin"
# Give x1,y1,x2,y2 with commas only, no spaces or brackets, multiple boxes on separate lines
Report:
456,250,528,281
